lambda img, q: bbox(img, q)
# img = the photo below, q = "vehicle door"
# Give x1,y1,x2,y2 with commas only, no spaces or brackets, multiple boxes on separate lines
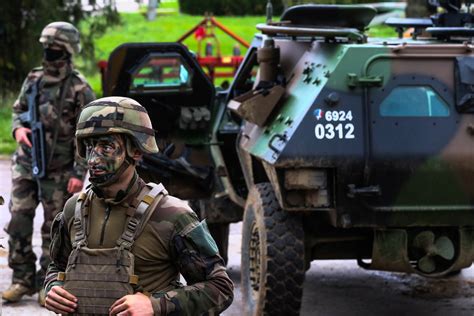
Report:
103,43,215,199
366,50,474,210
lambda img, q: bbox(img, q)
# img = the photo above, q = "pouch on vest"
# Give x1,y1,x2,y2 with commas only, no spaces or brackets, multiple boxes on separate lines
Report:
62,183,166,315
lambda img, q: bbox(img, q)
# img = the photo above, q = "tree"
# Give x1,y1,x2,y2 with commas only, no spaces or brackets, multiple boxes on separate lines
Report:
405,0,437,17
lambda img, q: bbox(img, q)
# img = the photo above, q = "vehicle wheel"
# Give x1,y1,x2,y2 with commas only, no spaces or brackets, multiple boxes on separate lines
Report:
241,183,305,316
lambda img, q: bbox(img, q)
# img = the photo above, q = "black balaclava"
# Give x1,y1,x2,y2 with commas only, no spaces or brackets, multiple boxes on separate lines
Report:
42,47,72,82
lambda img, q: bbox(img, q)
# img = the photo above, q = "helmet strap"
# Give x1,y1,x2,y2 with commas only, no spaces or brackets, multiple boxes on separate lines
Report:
92,171,138,202
90,156,133,188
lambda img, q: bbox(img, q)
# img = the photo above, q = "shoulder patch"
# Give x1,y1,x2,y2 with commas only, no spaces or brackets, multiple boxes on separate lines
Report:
175,210,200,235
185,220,219,257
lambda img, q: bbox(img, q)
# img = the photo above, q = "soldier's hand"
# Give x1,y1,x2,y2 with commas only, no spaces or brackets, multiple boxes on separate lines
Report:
109,292,153,316
44,285,78,315
14,127,32,147
67,177,84,194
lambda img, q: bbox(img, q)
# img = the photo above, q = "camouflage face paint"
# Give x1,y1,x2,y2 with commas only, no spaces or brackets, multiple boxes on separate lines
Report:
84,134,126,185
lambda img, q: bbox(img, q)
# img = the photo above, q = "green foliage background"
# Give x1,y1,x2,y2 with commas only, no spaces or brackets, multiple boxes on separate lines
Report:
179,0,383,15
88,13,265,93
0,93,16,155
179,0,284,16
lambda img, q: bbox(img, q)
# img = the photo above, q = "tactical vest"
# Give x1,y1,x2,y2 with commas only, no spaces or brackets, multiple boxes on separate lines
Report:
59,183,167,315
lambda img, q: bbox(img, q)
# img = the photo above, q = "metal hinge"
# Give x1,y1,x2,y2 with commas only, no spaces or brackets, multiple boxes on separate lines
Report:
347,73,383,88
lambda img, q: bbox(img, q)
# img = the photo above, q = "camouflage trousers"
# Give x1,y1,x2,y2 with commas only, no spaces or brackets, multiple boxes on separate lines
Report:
5,162,72,290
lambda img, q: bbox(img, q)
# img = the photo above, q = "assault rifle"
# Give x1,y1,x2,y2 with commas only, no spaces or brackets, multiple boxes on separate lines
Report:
139,144,213,190
19,80,46,179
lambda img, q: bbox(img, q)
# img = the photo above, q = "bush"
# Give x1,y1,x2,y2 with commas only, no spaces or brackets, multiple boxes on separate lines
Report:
178,0,284,16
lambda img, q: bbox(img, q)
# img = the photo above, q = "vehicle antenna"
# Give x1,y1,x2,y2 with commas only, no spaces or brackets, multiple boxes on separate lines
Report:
266,0,273,23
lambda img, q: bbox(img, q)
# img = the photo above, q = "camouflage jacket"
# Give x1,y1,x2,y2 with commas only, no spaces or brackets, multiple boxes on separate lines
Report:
45,176,234,315
12,66,95,179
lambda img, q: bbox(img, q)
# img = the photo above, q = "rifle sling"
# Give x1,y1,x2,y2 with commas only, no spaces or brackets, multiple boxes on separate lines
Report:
47,73,73,169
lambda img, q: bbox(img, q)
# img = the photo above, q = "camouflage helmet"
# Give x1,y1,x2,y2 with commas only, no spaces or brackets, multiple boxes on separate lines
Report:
39,21,81,55
76,97,159,158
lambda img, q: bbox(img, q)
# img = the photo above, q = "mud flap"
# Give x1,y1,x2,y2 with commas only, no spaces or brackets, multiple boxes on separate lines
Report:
361,228,474,275
360,229,412,273
454,227,474,270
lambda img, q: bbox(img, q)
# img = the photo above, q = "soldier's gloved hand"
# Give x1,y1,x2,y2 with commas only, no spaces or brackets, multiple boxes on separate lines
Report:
109,292,153,316
67,177,84,194
14,127,32,147
44,285,78,315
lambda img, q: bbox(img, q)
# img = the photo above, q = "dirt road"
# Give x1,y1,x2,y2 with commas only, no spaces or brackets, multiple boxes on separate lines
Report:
0,159,473,315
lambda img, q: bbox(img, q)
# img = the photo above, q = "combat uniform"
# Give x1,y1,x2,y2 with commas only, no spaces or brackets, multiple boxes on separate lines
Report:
5,22,95,294
45,174,234,315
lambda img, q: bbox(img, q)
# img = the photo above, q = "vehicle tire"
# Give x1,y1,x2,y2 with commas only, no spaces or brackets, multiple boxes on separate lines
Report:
241,183,305,316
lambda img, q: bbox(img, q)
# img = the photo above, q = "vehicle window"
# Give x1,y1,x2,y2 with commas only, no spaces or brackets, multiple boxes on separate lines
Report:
379,86,450,117
130,55,191,91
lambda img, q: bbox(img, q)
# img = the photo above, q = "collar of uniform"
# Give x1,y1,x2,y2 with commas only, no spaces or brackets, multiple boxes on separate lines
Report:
42,60,73,83
91,172,145,207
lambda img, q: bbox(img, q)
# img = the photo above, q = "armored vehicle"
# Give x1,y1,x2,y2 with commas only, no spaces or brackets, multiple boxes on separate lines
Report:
102,1,474,314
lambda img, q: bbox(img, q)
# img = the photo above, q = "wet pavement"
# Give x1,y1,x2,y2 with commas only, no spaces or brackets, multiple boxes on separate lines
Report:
0,158,473,315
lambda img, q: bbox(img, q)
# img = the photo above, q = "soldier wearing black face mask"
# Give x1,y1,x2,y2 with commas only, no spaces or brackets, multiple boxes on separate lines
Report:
44,47,69,60
3,21,95,306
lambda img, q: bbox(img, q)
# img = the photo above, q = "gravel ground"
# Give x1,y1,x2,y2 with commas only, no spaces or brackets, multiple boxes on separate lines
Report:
1,158,473,315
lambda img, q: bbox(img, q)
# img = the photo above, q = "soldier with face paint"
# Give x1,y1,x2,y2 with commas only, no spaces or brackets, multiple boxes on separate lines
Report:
3,22,95,305
44,97,234,315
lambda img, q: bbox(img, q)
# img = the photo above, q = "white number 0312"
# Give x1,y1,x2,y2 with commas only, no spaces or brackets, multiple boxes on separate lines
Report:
314,123,355,140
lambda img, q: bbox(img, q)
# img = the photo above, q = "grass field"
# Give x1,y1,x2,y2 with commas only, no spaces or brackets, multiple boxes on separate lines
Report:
0,95,17,155
0,0,397,155
84,5,395,94
81,13,266,93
